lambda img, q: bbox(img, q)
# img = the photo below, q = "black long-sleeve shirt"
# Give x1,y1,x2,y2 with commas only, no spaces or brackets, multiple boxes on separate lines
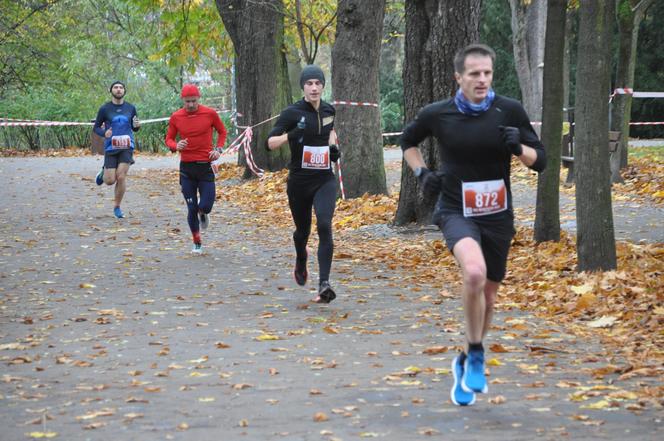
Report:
400,95,546,215
268,98,335,179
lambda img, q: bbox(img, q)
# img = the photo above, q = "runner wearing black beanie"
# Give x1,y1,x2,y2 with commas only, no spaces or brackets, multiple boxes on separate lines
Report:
267,65,340,303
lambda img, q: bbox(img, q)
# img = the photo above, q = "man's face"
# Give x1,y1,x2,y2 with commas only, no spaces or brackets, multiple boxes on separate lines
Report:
303,79,323,103
111,84,125,100
183,96,199,112
455,54,493,104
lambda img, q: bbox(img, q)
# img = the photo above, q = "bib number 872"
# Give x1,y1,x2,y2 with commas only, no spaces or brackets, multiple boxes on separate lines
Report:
475,192,499,208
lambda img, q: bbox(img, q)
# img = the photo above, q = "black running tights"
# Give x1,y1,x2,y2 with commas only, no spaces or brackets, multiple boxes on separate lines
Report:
287,176,337,284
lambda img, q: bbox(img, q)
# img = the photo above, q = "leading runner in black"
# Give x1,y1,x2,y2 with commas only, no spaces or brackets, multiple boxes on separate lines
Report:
400,44,546,406
267,65,340,303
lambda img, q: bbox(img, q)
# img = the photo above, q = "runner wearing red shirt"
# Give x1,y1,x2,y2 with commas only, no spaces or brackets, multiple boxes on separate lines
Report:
165,84,227,254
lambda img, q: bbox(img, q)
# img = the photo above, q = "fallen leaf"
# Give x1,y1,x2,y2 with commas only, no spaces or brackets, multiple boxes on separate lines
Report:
313,412,329,422
489,395,507,404
587,316,618,328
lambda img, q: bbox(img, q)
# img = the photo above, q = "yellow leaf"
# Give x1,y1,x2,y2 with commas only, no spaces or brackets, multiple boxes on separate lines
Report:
79,283,96,289
198,397,215,402
255,334,280,341
517,363,539,371
580,400,612,410
571,283,594,295
26,433,58,439
487,358,503,366
404,366,421,374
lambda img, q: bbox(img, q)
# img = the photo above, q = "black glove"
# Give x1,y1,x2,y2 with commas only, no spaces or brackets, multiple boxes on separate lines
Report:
329,144,340,162
287,116,306,142
499,125,523,156
416,168,443,197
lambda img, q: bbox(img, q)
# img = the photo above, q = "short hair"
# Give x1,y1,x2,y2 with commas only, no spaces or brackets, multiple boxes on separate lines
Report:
454,44,496,74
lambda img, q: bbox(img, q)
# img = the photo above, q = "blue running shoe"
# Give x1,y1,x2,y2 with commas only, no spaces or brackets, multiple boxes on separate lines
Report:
113,206,124,218
95,167,104,185
462,349,488,393
191,243,203,254
451,354,476,406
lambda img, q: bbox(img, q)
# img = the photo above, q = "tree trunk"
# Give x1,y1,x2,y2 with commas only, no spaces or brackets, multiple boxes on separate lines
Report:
534,0,566,242
215,0,291,177
574,0,616,272
508,0,546,122
331,0,387,197
394,0,481,225
562,7,575,116
610,0,654,176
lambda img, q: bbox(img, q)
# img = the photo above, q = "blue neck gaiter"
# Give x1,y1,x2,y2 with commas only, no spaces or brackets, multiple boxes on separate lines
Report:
454,88,495,116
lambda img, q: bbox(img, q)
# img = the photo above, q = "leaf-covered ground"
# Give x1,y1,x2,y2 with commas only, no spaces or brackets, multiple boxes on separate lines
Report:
0,153,661,440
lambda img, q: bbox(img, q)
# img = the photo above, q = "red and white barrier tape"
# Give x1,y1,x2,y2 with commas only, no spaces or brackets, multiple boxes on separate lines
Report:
211,126,264,178
0,109,235,127
332,100,379,108
0,119,92,127
336,154,346,200
610,88,664,101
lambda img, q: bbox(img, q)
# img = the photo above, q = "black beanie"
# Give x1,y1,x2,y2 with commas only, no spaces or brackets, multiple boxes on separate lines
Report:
109,80,126,92
299,65,325,89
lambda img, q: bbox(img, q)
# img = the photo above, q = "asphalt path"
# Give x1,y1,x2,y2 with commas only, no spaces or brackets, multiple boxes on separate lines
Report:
0,155,661,440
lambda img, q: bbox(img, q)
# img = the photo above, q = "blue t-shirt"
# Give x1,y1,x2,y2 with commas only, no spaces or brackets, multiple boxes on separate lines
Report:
93,102,139,152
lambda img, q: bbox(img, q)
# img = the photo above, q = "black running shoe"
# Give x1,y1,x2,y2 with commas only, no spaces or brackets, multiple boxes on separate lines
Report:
315,281,336,304
293,257,307,286
199,212,209,230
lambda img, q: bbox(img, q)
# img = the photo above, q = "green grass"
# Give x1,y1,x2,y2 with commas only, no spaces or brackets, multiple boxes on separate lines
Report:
629,145,664,160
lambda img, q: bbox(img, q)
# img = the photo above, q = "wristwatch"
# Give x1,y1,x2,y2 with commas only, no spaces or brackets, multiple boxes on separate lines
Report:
414,167,425,177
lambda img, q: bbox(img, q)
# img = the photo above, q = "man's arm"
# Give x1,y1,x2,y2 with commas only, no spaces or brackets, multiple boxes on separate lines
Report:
164,116,179,152
267,109,293,151
131,106,141,132
93,106,107,137
403,146,426,171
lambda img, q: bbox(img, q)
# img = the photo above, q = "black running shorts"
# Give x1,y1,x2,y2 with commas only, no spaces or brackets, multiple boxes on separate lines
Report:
179,161,215,183
104,149,134,168
435,210,515,282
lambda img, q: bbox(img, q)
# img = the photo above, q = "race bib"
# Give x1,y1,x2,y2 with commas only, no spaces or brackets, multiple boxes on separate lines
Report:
302,145,330,170
111,135,131,149
462,179,507,217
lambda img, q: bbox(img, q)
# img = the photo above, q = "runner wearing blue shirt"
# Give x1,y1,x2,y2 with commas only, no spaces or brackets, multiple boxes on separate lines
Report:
93,81,141,218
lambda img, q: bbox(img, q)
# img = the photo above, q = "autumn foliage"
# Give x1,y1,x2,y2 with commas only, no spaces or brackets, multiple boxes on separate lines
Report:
207,153,663,373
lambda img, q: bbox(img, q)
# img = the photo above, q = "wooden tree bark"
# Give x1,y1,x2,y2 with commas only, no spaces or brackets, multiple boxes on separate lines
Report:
394,0,481,225
215,0,291,177
534,0,566,242
331,0,387,197
574,0,617,271
508,0,546,122
610,0,654,180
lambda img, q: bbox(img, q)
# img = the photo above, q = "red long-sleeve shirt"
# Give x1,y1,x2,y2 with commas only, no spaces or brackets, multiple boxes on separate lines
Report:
165,105,227,162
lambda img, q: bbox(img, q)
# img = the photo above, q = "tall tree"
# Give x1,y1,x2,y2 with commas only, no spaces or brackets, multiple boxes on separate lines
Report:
331,0,387,197
534,0,566,242
610,0,655,181
574,0,616,271
215,0,292,176
394,0,481,225
508,0,547,122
